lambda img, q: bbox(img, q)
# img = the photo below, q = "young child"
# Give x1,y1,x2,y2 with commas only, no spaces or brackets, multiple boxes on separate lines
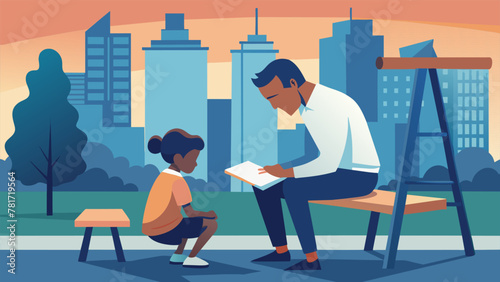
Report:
142,128,218,268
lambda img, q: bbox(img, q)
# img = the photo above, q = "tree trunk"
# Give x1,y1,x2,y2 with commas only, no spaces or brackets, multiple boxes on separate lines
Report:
46,123,53,216
47,165,53,216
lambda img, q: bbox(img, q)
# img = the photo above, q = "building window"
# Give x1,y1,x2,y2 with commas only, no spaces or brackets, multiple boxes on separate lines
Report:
479,83,484,93
458,110,463,121
472,124,477,135
471,70,477,80
88,59,104,67
471,110,477,121
87,36,104,45
479,124,484,134
458,70,463,81
458,138,463,148
443,69,448,75
394,113,399,118
479,72,484,80
458,83,463,94
465,97,470,107
479,110,484,121
87,70,104,78
464,83,470,94
113,93,130,101
383,113,387,118
113,59,130,67
383,101,388,106
394,101,398,106
458,124,463,135
383,76,388,82
458,96,463,107
394,76,398,82
383,88,388,94
406,75,410,82
471,83,477,94
88,81,104,89
87,48,104,56
113,48,129,56
471,97,477,107
113,81,129,90
113,104,129,112
443,82,448,89
113,70,129,78
406,113,409,119
87,93,104,101
113,37,130,45
465,138,470,147
421,101,424,107
479,96,484,107
113,115,129,123
406,101,410,107
464,110,470,121
472,138,477,147
444,96,448,103
394,88,399,94
465,124,470,135
406,88,411,94
479,138,484,148
464,70,470,80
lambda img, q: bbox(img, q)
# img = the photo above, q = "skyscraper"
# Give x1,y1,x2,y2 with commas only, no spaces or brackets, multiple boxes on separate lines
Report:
66,73,86,105
143,13,208,180
207,99,231,191
85,12,131,127
230,9,279,192
319,9,383,122
439,69,489,153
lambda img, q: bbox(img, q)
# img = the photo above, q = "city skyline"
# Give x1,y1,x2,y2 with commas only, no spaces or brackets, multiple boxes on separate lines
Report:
0,12,496,187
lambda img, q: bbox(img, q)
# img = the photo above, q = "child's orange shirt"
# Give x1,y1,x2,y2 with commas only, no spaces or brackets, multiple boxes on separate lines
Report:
142,169,192,236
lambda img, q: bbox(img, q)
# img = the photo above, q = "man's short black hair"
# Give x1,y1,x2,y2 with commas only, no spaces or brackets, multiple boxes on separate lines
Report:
251,59,305,88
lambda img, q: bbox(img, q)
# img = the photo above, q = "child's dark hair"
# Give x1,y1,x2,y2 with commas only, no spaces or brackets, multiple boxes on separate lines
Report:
148,128,204,163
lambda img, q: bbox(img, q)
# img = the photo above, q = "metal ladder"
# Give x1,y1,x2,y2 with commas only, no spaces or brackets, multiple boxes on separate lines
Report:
364,57,491,268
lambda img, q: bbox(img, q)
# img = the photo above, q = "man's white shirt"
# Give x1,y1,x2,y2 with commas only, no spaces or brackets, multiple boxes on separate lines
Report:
293,84,380,178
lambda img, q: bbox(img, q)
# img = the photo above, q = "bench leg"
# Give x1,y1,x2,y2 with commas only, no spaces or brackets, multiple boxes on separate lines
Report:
364,211,380,251
111,227,126,262
78,227,93,262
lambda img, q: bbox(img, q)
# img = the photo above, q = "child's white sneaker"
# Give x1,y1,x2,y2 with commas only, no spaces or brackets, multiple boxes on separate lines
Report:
170,254,187,264
183,256,209,268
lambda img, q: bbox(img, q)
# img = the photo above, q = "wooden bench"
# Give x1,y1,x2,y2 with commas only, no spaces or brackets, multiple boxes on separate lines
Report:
310,189,447,215
75,209,130,262
310,189,447,261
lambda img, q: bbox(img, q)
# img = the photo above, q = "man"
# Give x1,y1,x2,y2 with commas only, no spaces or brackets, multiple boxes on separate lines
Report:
251,59,380,271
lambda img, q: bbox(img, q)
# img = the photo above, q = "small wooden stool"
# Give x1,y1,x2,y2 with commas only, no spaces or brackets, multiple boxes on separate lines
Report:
75,209,130,262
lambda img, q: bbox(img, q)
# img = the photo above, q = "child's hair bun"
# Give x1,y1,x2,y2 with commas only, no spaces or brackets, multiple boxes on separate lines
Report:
148,135,162,154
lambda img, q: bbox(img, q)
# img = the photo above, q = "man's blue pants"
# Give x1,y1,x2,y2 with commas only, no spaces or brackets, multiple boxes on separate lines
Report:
253,168,378,254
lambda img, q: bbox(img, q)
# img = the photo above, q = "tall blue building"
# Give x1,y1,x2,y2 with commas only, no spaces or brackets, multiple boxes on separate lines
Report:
439,69,489,153
230,9,279,192
66,73,86,105
376,40,445,180
319,9,383,122
85,12,131,127
207,99,231,191
143,14,208,180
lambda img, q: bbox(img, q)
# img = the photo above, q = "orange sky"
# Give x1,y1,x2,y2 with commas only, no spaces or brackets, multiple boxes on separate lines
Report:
1,0,499,44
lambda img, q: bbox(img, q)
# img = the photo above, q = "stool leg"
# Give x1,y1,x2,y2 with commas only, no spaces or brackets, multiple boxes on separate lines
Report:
78,227,93,262
364,211,380,251
111,227,126,262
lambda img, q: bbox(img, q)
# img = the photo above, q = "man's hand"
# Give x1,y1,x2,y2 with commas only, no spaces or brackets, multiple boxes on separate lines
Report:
258,164,294,178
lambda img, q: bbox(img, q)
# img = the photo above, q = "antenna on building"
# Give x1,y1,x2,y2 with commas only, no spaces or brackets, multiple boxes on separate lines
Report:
255,8,259,35
350,7,352,21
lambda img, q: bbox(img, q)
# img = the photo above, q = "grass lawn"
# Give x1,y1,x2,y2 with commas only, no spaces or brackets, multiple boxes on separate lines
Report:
0,191,498,236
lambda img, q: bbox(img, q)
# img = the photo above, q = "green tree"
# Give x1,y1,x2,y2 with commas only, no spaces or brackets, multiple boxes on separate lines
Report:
5,49,87,215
